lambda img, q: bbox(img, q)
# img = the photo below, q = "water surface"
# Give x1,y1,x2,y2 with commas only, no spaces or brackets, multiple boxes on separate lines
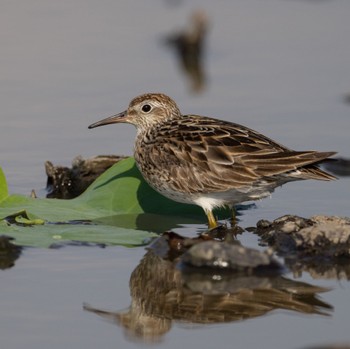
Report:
1,0,350,348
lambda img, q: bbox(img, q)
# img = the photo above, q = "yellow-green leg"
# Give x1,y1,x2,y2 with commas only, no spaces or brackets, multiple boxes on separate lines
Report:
206,210,218,229
231,206,237,226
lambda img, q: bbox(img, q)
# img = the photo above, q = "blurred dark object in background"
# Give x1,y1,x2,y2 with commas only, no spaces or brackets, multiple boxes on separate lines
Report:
343,93,350,104
164,10,209,93
322,157,350,177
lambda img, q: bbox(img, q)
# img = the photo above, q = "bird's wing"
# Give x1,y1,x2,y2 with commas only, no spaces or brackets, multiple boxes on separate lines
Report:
147,115,335,192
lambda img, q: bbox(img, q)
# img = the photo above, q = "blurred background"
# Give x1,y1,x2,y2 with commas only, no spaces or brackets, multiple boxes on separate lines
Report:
1,2,350,348
1,0,349,196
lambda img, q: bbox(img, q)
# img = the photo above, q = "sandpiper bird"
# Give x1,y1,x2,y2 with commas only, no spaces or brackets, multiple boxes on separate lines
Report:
88,93,336,228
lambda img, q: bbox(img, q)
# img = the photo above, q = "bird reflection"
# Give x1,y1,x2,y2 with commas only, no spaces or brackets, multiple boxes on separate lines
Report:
84,235,332,343
164,10,209,93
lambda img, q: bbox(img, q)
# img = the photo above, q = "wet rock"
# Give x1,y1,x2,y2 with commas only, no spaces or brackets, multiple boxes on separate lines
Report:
181,240,281,271
202,224,244,241
45,155,126,199
150,231,205,260
255,215,350,279
256,215,350,258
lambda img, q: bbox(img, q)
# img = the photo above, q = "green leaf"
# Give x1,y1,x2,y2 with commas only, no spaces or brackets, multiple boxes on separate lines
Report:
0,158,206,248
4,210,45,226
0,167,9,202
0,223,155,249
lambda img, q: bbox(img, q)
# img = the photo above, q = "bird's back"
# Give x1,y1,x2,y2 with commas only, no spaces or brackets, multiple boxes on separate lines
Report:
136,114,336,189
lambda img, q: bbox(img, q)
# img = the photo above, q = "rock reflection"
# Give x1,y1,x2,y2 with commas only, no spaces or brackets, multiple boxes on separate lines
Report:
164,10,209,93
286,258,350,280
0,235,22,269
84,235,332,343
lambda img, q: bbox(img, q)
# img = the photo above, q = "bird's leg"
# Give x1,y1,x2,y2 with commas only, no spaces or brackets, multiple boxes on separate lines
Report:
230,206,237,226
206,210,218,229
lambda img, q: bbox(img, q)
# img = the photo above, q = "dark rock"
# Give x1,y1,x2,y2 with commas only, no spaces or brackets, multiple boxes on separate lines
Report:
255,215,350,279
257,215,350,258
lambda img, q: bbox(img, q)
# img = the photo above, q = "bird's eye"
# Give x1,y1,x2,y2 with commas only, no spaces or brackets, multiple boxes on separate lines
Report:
141,104,152,113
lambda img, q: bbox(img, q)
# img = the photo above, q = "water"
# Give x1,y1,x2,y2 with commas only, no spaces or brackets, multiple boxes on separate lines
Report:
1,0,350,348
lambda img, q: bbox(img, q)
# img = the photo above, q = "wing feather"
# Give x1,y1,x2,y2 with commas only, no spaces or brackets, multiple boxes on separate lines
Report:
138,115,336,193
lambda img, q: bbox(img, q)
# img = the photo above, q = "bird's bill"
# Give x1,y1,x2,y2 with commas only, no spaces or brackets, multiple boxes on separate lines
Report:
88,110,127,129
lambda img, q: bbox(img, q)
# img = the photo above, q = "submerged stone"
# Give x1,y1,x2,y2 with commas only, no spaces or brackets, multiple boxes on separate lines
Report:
181,240,280,271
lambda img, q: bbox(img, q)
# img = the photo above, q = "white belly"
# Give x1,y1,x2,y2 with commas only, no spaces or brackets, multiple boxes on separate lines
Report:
154,184,272,212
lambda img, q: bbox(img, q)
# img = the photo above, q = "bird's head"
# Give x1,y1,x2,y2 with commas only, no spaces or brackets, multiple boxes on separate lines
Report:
88,93,181,132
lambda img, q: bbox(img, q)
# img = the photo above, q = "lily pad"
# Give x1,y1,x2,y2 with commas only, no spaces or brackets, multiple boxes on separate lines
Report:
0,158,205,248
0,167,8,202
